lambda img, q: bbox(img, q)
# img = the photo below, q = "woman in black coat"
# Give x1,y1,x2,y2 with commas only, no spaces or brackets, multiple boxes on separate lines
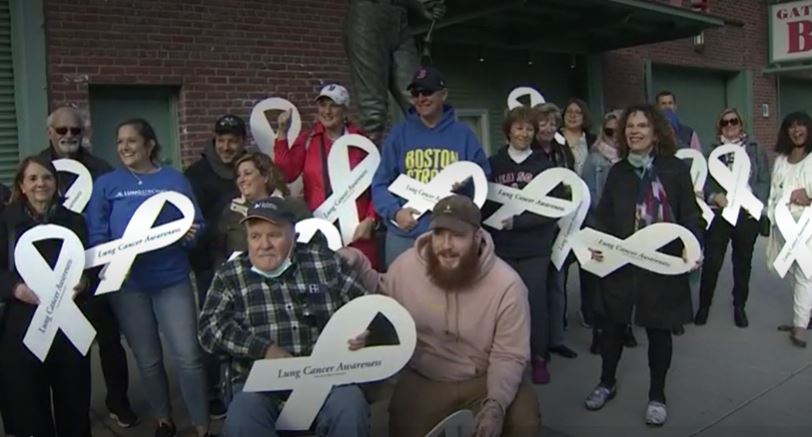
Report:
582,105,702,427
0,156,91,437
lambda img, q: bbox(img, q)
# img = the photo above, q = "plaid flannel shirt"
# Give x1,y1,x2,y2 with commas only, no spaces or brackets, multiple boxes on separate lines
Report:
198,242,369,386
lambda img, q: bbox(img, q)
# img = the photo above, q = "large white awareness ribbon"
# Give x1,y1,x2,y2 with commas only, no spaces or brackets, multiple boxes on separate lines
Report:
570,222,702,278
15,224,95,362
85,191,195,294
54,159,93,213
483,167,582,230
387,161,488,221
425,410,475,437
675,149,714,229
226,218,343,262
507,87,545,110
708,143,763,225
250,97,302,156
773,192,812,278
551,177,591,270
243,295,417,431
313,134,380,246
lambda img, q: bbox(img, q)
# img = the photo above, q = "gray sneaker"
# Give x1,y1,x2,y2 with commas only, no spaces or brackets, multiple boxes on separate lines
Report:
584,385,616,410
645,401,668,426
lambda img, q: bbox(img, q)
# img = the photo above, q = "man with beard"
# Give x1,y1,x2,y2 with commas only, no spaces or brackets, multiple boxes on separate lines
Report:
341,195,539,437
184,113,248,418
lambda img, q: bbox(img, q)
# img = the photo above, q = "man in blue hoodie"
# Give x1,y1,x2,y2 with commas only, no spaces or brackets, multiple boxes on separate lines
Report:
372,66,491,267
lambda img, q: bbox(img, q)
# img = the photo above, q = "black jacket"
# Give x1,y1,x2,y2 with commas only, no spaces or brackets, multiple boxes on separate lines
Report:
484,146,558,259
534,138,575,171
593,155,703,329
38,146,113,195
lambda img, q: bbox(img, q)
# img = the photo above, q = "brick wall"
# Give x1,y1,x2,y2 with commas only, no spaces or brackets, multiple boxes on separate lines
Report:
46,0,352,166
602,0,777,147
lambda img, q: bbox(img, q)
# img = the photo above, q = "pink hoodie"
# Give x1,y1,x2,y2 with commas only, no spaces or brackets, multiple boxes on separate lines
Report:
347,231,530,411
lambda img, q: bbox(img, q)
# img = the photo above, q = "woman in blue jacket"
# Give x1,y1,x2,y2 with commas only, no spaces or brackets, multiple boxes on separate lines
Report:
86,119,212,437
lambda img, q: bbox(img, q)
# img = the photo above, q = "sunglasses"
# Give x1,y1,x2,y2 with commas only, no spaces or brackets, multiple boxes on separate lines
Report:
410,89,437,98
719,118,740,128
603,127,615,137
54,126,83,136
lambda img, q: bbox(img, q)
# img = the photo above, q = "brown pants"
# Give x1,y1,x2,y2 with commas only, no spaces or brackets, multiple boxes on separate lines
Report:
388,368,540,437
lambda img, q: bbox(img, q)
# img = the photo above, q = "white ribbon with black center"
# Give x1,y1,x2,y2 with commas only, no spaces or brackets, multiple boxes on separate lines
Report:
675,149,714,229
85,191,195,294
708,143,763,225
227,218,343,262
483,167,582,230
54,159,93,213
507,87,545,110
570,222,702,277
15,224,95,361
551,177,591,270
425,410,475,437
313,134,380,246
387,161,488,221
773,192,812,278
250,97,302,156
243,294,417,431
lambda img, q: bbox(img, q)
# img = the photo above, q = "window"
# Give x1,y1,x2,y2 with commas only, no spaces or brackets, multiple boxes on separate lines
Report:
456,109,492,155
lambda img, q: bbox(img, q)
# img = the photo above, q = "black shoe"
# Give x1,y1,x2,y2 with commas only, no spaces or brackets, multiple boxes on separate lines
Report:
694,307,710,325
155,421,176,437
550,344,578,358
209,399,227,420
108,407,139,428
624,326,638,347
672,326,685,336
734,307,749,328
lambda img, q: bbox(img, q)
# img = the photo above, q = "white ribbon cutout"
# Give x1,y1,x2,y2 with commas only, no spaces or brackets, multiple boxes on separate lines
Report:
773,192,812,278
708,143,763,225
250,97,302,156
15,224,95,361
313,134,380,245
507,87,545,110
54,159,93,213
425,410,475,437
85,191,195,294
571,222,702,278
675,149,714,229
484,167,582,230
243,294,417,431
551,177,591,270
227,218,343,262
387,161,488,221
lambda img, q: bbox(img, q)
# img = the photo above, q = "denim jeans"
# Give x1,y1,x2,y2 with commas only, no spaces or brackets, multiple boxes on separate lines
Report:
225,384,369,437
109,279,209,426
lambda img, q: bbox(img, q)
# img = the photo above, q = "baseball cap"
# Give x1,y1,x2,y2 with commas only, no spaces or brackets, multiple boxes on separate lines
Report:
407,66,447,92
214,114,247,137
241,197,296,226
315,84,350,106
430,195,481,234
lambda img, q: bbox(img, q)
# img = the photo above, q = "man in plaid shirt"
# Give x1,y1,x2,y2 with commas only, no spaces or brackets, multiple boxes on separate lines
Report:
198,196,371,437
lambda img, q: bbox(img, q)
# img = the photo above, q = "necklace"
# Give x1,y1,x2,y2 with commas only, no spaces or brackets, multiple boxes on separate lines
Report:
128,164,161,185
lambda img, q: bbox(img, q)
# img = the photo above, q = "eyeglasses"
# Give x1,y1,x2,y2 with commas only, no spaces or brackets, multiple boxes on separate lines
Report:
719,118,740,128
603,127,615,137
54,126,83,136
410,89,437,98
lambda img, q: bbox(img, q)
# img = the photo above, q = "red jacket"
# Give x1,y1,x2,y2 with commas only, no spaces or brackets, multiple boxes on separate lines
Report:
274,121,379,268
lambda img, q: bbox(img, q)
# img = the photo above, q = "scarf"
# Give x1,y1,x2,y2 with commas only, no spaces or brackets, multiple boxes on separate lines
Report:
593,138,620,163
628,153,673,230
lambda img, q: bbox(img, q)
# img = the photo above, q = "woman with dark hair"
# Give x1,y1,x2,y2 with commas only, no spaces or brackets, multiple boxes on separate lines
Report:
695,108,771,328
583,105,701,426
86,119,212,437
561,98,596,176
0,156,92,437
766,111,812,347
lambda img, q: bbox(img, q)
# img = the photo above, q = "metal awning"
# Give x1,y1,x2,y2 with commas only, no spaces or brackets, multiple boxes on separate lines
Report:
412,0,729,53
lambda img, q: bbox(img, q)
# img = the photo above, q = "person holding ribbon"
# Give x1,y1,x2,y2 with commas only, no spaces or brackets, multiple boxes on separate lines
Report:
199,196,372,437
86,119,213,437
695,108,771,328
582,104,702,426
766,112,812,348
275,83,381,269
0,156,93,437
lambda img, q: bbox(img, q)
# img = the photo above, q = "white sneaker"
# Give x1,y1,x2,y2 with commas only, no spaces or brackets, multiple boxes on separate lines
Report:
645,401,668,427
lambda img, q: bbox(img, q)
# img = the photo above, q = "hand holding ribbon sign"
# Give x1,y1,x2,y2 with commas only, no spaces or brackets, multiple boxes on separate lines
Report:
484,167,582,230
387,161,488,221
551,177,590,270
425,410,475,437
85,191,195,294
250,97,302,156
708,143,763,225
244,295,417,431
15,224,95,362
675,149,714,229
570,223,702,277
313,134,380,246
54,159,93,213
507,87,545,110
773,192,812,278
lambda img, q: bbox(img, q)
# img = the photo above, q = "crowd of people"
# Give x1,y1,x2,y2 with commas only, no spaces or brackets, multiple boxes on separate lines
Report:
0,63,810,437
